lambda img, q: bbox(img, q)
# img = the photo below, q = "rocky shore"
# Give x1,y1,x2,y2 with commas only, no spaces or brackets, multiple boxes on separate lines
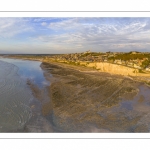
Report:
40,61,150,132
3,56,150,132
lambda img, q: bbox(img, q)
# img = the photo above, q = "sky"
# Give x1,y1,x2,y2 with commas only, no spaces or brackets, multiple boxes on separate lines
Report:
0,17,150,54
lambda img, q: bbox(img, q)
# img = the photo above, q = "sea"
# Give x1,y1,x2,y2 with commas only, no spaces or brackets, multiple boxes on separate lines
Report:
0,58,48,132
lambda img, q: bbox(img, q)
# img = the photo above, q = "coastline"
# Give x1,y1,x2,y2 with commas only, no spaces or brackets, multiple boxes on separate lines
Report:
2,56,150,132
41,61,150,132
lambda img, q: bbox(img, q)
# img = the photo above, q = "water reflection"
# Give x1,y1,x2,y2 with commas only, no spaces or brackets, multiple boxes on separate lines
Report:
120,101,133,110
0,58,49,88
0,58,51,132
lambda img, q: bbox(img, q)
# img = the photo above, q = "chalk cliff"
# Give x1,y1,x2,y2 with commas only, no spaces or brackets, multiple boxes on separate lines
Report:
45,59,150,77
86,62,139,76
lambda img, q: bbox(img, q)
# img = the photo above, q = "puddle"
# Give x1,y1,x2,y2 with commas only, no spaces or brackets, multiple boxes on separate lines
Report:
120,101,133,110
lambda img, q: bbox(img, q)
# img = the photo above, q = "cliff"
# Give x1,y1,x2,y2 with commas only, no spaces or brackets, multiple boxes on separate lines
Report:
86,62,139,76
43,59,150,77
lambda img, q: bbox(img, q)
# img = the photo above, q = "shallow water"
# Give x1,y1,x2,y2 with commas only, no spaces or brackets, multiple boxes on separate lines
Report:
0,58,49,132
0,58,49,88
119,84,150,112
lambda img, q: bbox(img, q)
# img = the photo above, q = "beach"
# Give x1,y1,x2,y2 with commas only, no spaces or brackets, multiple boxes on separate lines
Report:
39,61,150,132
1,57,150,132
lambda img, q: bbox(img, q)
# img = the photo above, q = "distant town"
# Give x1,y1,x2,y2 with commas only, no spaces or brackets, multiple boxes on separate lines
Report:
46,51,150,71
1,51,150,72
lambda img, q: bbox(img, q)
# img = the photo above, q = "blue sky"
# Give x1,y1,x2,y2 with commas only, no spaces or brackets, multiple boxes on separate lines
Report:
0,17,150,54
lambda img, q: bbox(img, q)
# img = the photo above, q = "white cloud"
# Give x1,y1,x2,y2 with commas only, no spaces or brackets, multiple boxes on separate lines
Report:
48,18,82,31
1,17,150,53
41,22,47,26
0,18,33,38
44,18,150,52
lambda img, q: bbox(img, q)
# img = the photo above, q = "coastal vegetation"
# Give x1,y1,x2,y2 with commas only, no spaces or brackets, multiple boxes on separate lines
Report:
2,51,150,78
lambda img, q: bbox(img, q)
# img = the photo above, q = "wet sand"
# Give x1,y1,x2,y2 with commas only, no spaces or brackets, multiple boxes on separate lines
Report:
23,78,63,132
5,57,149,133
1,57,150,132
38,61,150,132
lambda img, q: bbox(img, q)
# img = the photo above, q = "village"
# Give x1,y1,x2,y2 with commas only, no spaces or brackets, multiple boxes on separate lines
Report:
49,51,150,71
2,51,150,73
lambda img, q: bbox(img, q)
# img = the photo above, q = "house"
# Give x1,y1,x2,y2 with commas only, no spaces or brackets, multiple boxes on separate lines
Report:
127,62,133,67
114,59,122,64
133,64,142,69
146,67,150,71
130,51,140,54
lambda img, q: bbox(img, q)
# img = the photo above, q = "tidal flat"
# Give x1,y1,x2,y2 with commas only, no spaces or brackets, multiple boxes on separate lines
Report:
41,61,150,132
1,58,150,132
0,58,58,132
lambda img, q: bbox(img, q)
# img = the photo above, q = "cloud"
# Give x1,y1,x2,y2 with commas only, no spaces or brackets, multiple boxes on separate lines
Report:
0,18,33,38
48,18,80,30
35,18,150,52
1,17,150,53
41,22,47,26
